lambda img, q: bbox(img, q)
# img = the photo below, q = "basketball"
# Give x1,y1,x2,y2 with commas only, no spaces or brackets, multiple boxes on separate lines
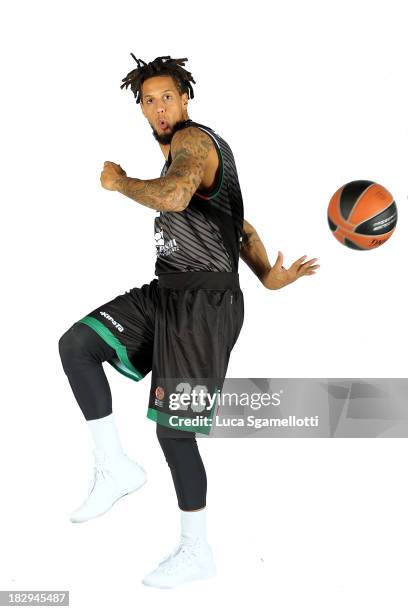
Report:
327,180,397,249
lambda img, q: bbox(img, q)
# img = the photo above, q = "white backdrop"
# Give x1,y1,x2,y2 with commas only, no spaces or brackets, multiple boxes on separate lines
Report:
1,0,407,609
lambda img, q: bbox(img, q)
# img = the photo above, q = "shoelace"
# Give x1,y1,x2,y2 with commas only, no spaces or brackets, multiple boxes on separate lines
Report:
156,539,201,575
87,459,114,495
86,453,144,496
161,546,196,574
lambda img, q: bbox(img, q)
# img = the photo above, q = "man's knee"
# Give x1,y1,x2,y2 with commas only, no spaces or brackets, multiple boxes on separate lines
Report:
156,423,196,443
155,424,206,510
156,424,198,465
58,322,113,374
58,324,85,374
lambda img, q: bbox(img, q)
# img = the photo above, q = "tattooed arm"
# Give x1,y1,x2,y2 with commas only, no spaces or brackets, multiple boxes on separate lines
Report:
240,219,319,289
240,219,273,284
100,127,213,212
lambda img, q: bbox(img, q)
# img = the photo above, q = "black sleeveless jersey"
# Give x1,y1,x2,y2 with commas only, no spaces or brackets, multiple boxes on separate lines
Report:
154,119,244,275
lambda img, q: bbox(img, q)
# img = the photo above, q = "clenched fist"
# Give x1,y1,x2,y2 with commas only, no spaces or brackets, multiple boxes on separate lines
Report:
100,161,127,191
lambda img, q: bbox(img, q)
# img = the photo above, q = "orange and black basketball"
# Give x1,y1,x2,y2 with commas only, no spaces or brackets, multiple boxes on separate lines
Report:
327,180,397,249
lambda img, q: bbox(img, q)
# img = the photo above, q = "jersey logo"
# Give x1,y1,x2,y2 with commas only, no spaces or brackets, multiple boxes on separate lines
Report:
154,229,165,246
154,228,180,257
99,311,124,333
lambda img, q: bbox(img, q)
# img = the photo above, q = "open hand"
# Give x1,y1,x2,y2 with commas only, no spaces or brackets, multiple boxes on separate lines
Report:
262,252,319,290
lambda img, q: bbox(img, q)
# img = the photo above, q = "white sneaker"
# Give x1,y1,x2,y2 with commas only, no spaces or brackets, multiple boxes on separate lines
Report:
142,536,216,589
70,449,147,523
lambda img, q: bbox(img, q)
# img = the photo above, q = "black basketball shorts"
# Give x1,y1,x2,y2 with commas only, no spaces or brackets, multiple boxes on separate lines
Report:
76,271,244,435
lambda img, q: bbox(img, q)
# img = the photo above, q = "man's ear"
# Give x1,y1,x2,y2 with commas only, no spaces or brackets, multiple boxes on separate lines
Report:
181,92,189,108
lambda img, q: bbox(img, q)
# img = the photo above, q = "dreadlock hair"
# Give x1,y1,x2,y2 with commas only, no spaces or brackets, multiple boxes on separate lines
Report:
120,54,196,104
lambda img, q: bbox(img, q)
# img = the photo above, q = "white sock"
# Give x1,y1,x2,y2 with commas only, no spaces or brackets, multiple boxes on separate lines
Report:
87,413,127,461
180,507,207,543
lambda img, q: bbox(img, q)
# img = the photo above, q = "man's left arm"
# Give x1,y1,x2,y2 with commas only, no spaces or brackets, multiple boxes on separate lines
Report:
240,218,320,289
100,127,213,212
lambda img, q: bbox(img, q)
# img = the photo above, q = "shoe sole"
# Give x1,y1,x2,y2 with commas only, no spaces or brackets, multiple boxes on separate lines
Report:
70,474,147,523
142,567,216,589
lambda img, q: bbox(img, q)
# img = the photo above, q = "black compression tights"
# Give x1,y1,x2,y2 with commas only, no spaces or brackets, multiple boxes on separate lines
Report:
58,322,207,511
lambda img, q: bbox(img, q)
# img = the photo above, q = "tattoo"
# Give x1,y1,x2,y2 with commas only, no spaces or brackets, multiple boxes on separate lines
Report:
241,229,260,248
115,175,183,212
166,128,213,208
115,127,213,212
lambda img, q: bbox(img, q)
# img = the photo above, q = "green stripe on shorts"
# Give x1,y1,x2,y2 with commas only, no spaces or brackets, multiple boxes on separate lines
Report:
78,316,144,382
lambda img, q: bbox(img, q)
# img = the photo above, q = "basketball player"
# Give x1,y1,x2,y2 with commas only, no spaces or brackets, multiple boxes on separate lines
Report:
58,55,319,589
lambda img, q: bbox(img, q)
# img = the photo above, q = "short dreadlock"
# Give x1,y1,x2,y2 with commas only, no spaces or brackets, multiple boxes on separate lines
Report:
120,54,196,104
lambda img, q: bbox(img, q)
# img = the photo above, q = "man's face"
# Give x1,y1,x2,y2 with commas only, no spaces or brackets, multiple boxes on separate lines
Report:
140,75,189,145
